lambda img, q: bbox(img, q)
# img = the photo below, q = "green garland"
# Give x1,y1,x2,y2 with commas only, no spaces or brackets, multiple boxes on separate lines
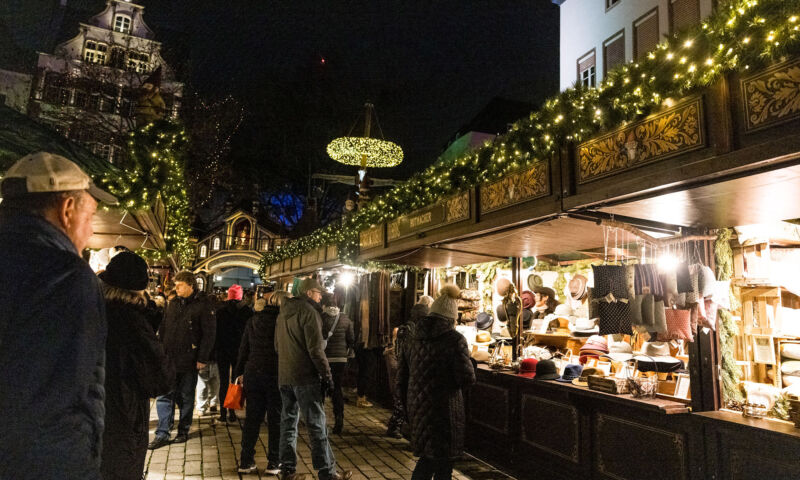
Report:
100,121,193,266
715,228,744,404
261,0,800,280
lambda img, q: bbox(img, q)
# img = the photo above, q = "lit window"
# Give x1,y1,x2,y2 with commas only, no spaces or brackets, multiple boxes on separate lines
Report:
114,15,131,34
578,51,596,88
262,240,270,251
127,51,150,73
83,41,108,64
212,237,221,250
200,245,207,258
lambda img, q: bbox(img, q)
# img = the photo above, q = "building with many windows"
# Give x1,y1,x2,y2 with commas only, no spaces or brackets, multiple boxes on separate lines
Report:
24,0,182,162
555,0,717,90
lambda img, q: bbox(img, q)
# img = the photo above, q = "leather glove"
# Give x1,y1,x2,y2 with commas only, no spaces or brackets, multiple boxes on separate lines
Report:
321,375,334,396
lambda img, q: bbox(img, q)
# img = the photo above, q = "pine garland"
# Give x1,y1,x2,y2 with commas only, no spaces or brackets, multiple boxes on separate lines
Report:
715,228,744,403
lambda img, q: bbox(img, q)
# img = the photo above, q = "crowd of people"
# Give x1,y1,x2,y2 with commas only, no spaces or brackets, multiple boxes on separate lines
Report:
0,152,477,480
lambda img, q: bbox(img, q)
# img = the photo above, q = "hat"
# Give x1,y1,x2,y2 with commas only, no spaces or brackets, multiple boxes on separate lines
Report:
298,277,325,296
569,274,588,301
471,350,490,362
640,341,670,357
476,312,493,330
556,364,584,383
98,251,148,290
518,358,539,378
533,286,556,299
430,284,461,320
521,290,535,309
527,273,543,291
227,284,243,301
572,367,606,386
495,301,532,324
602,341,634,362
580,335,609,355
495,277,512,296
553,303,573,317
1,152,117,204
534,359,560,380
475,330,494,345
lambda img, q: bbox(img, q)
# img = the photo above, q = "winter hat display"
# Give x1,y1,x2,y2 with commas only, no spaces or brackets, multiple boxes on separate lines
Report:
429,284,461,320
518,358,539,379
475,330,494,345
98,251,149,291
227,284,244,301
495,277,512,297
534,359,560,380
556,364,584,383
476,312,493,330
521,290,535,309
580,335,609,356
569,274,589,302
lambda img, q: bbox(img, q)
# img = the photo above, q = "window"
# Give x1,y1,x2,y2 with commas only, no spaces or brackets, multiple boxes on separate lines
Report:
670,0,700,34
634,9,660,60
199,245,207,258
606,0,621,10
127,52,150,73
262,239,270,251
212,237,221,250
114,14,131,34
603,30,625,76
83,41,108,64
577,50,596,88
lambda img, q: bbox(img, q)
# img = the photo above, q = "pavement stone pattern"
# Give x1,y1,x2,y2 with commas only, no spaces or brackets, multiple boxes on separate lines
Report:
144,391,515,480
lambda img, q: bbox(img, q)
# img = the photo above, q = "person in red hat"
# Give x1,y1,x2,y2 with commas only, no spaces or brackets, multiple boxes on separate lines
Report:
215,284,252,423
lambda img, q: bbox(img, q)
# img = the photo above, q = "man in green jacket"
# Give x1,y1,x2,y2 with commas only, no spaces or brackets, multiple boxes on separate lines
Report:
274,278,352,480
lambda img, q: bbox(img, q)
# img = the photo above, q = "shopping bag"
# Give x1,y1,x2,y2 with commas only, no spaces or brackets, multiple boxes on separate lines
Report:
223,378,244,410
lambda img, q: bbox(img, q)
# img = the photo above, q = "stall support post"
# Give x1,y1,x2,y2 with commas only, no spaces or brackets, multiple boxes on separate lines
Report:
511,256,522,361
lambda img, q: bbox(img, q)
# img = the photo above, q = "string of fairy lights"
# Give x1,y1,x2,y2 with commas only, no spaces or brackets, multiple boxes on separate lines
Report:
255,0,800,278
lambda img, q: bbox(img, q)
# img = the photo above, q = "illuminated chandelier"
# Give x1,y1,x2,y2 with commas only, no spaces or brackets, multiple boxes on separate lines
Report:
327,103,403,170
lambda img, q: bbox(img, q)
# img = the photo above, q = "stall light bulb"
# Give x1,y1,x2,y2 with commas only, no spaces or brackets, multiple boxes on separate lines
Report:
658,254,678,272
339,272,355,287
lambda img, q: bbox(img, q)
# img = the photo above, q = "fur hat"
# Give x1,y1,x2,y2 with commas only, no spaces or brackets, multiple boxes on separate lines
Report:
429,284,461,320
227,284,243,301
99,251,148,291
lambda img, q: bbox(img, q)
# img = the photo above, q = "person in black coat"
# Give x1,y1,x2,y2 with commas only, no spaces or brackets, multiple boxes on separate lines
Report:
215,284,252,422
233,291,286,474
99,252,173,480
398,285,476,480
321,293,355,434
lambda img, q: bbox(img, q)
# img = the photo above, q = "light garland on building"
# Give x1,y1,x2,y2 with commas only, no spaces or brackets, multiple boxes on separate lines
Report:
260,0,800,280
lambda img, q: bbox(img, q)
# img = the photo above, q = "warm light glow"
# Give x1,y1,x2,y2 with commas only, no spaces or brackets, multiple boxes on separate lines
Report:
339,271,355,287
658,254,678,272
327,137,404,168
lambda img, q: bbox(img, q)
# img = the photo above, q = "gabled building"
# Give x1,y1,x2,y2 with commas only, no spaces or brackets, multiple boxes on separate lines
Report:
192,209,287,292
555,0,716,90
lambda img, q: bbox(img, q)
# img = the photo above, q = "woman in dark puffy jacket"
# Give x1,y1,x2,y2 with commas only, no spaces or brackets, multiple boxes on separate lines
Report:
398,285,475,480
322,293,354,434
233,291,287,474
99,252,172,480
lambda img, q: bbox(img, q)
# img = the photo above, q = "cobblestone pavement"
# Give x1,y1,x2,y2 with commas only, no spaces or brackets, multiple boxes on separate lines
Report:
144,393,515,480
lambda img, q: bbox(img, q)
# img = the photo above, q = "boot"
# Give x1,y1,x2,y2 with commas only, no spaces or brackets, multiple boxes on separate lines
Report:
356,396,373,408
332,415,343,434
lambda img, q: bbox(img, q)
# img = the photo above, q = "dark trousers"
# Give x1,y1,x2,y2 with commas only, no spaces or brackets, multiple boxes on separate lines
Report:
155,370,198,438
329,362,346,418
355,347,373,396
240,370,281,465
218,356,234,417
411,457,453,480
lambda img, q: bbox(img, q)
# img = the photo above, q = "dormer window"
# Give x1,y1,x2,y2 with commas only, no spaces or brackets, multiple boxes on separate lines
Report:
212,237,221,250
83,41,108,64
199,245,207,258
114,14,132,34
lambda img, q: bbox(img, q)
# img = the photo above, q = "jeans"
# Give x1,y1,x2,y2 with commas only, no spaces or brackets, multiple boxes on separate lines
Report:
411,457,453,480
196,362,219,411
329,362,346,418
218,356,235,417
155,370,198,439
279,383,336,478
241,371,281,465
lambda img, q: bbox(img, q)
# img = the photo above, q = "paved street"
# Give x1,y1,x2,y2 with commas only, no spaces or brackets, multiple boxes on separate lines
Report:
144,393,516,480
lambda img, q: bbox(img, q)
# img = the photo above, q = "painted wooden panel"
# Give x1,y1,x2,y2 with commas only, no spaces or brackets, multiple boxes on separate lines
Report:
479,162,550,214
520,393,580,464
387,192,471,242
741,58,800,132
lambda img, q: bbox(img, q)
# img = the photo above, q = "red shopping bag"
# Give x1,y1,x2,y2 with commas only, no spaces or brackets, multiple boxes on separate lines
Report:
223,378,245,410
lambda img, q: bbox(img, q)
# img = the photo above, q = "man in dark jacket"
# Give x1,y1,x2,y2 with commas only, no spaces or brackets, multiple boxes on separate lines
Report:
275,278,352,480
215,283,251,422
149,270,216,449
0,152,117,479
398,285,476,480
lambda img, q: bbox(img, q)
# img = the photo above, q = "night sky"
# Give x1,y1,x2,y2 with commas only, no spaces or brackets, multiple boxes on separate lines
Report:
1,0,559,195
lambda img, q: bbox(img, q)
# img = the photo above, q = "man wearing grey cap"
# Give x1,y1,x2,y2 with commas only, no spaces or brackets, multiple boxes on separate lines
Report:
0,152,117,479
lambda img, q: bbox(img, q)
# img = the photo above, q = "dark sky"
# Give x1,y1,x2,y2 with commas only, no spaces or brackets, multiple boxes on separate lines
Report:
1,0,560,190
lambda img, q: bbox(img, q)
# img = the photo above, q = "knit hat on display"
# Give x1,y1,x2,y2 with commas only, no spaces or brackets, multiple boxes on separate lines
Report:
98,251,149,291
429,284,461,320
227,284,243,301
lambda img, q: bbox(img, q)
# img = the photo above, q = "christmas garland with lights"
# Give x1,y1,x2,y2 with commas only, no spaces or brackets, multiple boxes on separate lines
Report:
260,0,800,279
100,120,193,266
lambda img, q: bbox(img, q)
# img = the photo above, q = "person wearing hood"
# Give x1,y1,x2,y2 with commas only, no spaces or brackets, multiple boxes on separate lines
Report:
397,285,476,480
99,252,173,479
215,284,252,423
321,292,355,435
234,291,287,475
386,294,433,438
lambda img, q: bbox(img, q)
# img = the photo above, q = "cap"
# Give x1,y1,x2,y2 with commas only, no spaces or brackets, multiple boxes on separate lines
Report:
518,358,538,378
556,364,584,383
2,152,117,204
298,277,325,296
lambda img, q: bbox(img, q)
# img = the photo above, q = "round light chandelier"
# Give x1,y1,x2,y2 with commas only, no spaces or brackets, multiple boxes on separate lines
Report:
327,103,403,169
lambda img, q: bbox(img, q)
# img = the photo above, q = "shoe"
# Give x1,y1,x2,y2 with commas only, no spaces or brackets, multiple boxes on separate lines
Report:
356,396,373,408
217,413,227,423
238,461,258,473
147,436,170,450
280,472,307,480
210,405,218,413
386,429,402,439
264,462,281,475
171,433,189,443
229,411,238,421
325,471,353,480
